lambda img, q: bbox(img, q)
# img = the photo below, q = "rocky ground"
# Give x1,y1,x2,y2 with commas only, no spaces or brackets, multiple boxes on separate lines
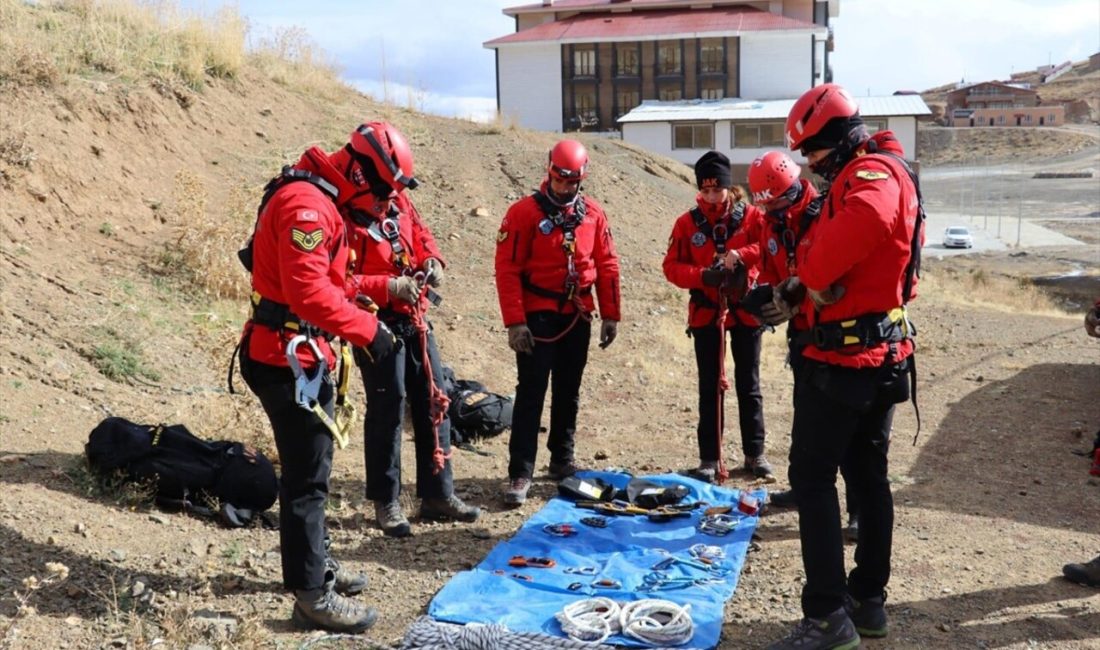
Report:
2,24,1099,650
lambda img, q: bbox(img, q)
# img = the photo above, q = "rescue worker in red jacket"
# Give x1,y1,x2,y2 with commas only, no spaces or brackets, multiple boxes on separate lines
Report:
764,84,922,650
237,123,398,634
342,121,480,538
740,152,859,538
663,151,774,484
495,139,621,506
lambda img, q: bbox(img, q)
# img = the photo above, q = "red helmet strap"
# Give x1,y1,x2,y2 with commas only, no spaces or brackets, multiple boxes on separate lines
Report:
354,125,419,190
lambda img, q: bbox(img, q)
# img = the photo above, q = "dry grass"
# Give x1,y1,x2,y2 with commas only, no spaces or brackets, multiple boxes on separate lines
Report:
920,267,1067,316
0,0,244,90
0,0,345,98
165,170,254,300
248,24,346,101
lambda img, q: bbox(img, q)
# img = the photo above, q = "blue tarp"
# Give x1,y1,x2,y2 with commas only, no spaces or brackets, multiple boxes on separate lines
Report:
428,472,766,649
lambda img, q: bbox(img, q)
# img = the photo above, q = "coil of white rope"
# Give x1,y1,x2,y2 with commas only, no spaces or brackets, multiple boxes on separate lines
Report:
619,599,694,647
554,597,621,644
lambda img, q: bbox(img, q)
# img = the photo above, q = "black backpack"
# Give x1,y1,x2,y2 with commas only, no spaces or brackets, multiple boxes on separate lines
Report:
440,367,514,445
85,417,278,525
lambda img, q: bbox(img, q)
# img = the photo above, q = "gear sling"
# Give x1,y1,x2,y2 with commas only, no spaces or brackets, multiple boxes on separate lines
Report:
228,167,358,448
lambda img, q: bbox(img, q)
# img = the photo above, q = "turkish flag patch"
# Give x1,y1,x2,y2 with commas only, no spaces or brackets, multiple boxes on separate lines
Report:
291,228,324,252
297,209,319,222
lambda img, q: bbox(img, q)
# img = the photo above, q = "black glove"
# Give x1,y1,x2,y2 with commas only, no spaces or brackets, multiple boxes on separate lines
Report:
740,284,774,319
362,321,397,364
701,268,731,287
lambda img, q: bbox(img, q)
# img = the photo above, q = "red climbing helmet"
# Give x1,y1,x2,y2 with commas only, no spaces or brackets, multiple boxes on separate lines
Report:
785,83,860,152
347,121,418,195
548,139,589,182
748,151,801,205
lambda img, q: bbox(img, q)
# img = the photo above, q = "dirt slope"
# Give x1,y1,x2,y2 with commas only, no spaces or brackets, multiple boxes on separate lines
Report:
2,16,1098,650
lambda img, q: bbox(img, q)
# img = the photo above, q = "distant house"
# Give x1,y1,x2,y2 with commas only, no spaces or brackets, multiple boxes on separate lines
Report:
618,94,931,179
483,0,839,133
946,81,1064,127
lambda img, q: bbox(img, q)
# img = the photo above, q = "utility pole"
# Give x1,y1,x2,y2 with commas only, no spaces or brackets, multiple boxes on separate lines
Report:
1016,190,1023,248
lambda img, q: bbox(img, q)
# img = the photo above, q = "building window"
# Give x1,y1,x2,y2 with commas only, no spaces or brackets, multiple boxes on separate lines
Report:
574,87,597,126
658,85,682,101
657,41,681,76
699,39,724,74
615,87,639,118
615,44,639,77
998,115,1005,125
732,122,785,148
701,86,723,100
864,119,887,134
673,123,714,149
1025,114,1032,123
573,47,596,77
1049,113,1056,123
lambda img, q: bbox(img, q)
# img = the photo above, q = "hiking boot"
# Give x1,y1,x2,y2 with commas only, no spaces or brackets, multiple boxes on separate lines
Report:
326,557,369,596
846,593,887,638
1062,554,1100,588
745,455,777,482
547,460,579,481
843,514,860,543
420,494,481,523
769,489,796,508
680,461,718,484
292,586,378,633
765,607,860,650
373,500,411,538
503,477,531,506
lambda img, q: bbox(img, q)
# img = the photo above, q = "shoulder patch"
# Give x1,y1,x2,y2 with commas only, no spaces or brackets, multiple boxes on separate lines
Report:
297,209,319,222
497,230,509,243
855,170,890,181
291,227,324,252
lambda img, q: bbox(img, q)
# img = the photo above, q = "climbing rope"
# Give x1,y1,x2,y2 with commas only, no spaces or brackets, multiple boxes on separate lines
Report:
402,614,615,649
619,599,695,647
555,597,620,644
409,276,452,474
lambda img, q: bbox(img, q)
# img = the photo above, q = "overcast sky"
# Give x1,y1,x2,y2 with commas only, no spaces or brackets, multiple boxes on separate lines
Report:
184,0,1099,120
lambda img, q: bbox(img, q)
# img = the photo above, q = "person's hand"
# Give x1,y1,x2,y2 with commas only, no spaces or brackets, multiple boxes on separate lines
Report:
508,324,535,354
423,258,444,288
761,284,798,326
599,319,618,349
808,284,846,308
1086,306,1100,338
387,276,420,304
723,250,742,270
354,294,379,313
702,268,736,287
361,321,397,364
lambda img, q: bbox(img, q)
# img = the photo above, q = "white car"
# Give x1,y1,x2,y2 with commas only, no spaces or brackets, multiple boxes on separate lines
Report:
943,226,974,249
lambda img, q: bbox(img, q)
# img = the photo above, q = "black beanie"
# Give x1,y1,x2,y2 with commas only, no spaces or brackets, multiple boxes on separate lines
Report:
694,150,732,189
800,115,865,152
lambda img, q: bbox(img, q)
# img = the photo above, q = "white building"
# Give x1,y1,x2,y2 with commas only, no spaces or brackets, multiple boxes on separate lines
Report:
618,94,932,175
484,0,839,133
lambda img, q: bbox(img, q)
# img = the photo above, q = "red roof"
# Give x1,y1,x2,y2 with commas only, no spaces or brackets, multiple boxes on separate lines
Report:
486,6,821,47
505,0,733,14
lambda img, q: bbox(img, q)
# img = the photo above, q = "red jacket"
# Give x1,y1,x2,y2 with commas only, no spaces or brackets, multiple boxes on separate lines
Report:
663,196,763,329
244,147,381,369
495,185,621,327
748,179,818,333
796,131,922,368
345,192,444,317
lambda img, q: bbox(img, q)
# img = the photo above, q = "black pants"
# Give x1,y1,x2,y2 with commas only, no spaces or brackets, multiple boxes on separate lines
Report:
788,332,858,519
240,346,333,593
355,320,453,503
789,357,911,618
691,324,766,462
509,311,591,480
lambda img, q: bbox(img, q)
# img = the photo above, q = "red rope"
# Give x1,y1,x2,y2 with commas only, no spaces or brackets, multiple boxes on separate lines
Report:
409,286,451,475
714,294,731,485
531,305,591,344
